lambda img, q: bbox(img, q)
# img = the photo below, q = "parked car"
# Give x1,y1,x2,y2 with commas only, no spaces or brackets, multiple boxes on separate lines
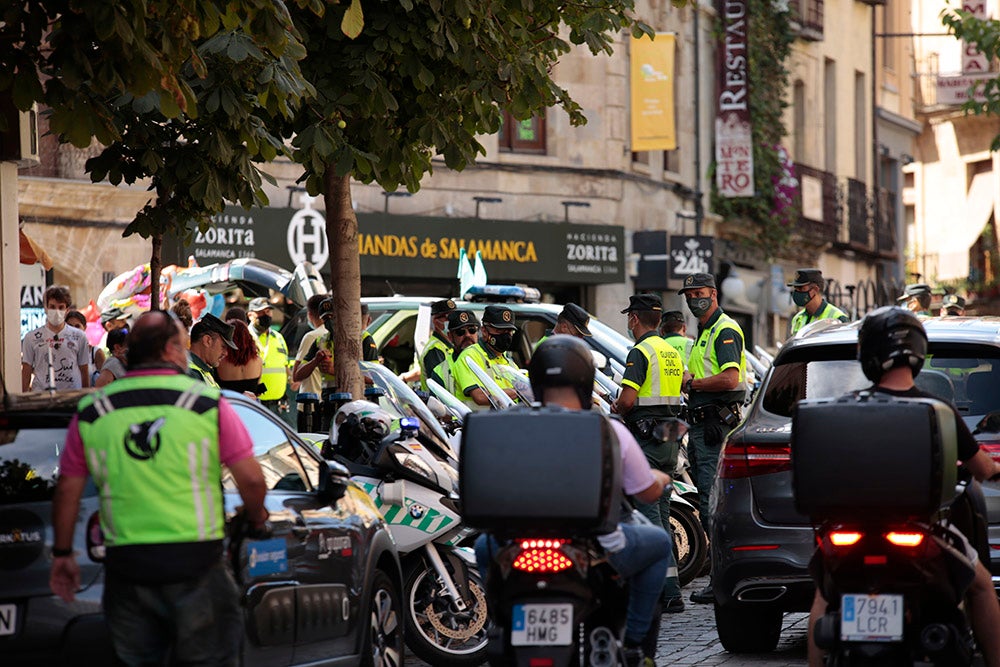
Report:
364,295,631,376
0,388,402,666
710,316,1000,653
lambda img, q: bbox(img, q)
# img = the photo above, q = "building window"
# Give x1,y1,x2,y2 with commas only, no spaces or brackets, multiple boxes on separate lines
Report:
499,112,546,153
824,59,836,174
663,150,680,174
631,151,649,166
793,80,806,165
855,70,866,180
882,1,895,71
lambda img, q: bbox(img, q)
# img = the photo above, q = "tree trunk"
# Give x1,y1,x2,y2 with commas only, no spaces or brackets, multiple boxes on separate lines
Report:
150,233,162,311
324,172,363,399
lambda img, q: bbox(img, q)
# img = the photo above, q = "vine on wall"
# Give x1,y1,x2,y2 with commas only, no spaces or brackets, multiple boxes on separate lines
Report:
710,0,796,258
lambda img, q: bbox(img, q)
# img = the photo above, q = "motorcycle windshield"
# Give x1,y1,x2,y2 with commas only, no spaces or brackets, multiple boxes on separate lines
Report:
426,378,472,420
361,361,456,458
491,364,535,404
463,358,516,410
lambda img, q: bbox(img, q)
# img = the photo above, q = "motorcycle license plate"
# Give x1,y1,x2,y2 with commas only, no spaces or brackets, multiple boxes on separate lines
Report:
840,594,903,642
0,603,16,636
510,603,573,646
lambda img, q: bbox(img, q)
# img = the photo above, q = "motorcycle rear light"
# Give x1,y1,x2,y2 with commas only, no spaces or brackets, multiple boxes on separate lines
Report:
513,539,573,573
718,441,791,478
885,531,924,547
731,544,779,551
829,531,863,546
529,660,555,667
864,555,888,565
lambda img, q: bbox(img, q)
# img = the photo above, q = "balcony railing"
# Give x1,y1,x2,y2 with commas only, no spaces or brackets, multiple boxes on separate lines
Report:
788,0,824,39
792,166,897,260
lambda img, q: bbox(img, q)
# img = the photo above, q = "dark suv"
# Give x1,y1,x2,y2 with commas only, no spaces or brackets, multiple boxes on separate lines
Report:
710,317,1000,652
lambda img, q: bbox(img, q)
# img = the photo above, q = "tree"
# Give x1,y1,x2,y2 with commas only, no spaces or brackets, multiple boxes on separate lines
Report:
1,1,318,307
286,0,652,399
941,7,1000,150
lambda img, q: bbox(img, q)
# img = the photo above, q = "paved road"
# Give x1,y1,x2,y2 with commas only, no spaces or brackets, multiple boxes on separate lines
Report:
404,575,810,666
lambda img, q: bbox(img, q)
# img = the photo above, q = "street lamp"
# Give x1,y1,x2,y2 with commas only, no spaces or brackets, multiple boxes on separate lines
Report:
560,200,591,222
472,196,502,219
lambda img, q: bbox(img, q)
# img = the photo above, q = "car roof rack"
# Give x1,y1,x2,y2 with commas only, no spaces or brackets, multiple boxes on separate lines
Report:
463,284,542,303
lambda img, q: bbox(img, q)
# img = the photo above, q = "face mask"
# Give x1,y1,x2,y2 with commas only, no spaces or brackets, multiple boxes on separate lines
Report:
256,315,273,330
686,297,712,318
46,309,66,327
792,290,812,307
626,315,636,341
488,331,515,352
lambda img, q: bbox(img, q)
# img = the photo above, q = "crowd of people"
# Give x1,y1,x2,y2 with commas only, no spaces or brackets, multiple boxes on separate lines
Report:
19,269,981,667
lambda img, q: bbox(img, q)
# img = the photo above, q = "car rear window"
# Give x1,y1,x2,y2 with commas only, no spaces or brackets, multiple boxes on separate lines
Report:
762,346,1000,418
0,425,95,504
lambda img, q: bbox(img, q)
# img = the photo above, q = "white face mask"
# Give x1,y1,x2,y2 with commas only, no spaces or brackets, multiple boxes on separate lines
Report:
46,309,66,327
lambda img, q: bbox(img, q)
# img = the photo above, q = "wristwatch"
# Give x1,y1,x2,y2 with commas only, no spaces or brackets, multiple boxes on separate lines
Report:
52,546,73,557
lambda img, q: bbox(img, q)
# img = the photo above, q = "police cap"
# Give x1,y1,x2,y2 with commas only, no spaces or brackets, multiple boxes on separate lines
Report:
786,268,824,288
431,299,457,316
621,293,663,313
482,305,517,330
677,273,717,294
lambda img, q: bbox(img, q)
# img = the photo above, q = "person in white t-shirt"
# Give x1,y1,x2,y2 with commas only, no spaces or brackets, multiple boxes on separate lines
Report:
21,286,90,392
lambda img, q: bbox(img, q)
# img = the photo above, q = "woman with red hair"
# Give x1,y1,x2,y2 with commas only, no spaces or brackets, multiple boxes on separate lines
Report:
215,319,265,396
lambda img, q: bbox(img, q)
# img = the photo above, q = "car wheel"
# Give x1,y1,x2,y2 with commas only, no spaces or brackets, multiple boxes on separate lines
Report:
362,569,405,667
713,602,782,653
403,560,489,666
669,503,708,587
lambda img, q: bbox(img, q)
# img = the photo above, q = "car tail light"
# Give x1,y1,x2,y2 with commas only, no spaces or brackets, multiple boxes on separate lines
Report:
719,440,792,478
829,531,863,547
885,531,924,548
512,539,573,573
979,441,1000,465
529,660,555,667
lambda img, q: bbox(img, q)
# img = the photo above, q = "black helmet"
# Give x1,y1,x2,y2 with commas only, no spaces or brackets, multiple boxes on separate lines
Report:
857,306,928,382
528,335,595,409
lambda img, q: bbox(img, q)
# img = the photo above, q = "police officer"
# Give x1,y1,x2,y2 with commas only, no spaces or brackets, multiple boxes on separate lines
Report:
534,302,593,349
452,304,519,408
49,310,268,666
419,299,456,390
787,268,848,336
659,310,692,367
677,273,747,604
248,297,292,425
940,293,966,317
897,283,933,316
611,293,685,613
187,314,238,387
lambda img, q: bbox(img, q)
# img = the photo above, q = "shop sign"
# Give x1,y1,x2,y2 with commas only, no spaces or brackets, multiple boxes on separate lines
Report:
715,0,754,198
669,236,714,281
167,207,624,284
20,263,45,339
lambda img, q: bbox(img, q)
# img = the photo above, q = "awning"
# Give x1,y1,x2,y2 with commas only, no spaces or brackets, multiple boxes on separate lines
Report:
936,171,994,281
19,228,54,270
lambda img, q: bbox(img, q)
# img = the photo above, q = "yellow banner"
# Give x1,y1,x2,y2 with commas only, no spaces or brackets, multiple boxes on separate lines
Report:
630,33,677,152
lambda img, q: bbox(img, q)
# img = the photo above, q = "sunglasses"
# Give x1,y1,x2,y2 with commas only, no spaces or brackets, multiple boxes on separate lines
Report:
453,326,479,336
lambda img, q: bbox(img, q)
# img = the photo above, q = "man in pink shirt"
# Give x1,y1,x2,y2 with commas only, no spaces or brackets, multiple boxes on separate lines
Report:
49,310,267,666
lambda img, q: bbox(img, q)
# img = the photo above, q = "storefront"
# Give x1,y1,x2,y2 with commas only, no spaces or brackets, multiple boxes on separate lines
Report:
164,205,625,307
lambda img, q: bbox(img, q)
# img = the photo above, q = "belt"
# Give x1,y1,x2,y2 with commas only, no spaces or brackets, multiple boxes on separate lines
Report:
689,402,742,425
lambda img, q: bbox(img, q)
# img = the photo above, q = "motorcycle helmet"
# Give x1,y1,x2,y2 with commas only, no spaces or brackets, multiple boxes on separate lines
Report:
528,335,595,409
857,306,928,383
326,400,394,464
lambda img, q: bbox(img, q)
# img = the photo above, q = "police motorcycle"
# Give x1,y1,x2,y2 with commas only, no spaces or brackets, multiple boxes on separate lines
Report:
793,394,977,666
321,362,489,667
462,406,637,667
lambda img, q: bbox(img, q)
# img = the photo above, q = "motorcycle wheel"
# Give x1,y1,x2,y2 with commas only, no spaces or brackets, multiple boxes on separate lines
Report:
670,502,708,587
362,569,405,667
403,560,489,666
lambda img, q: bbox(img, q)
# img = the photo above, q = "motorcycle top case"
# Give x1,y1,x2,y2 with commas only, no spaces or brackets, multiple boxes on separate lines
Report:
791,394,958,520
459,408,623,536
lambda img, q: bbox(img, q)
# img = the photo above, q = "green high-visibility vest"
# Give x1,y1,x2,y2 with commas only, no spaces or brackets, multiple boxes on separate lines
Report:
76,374,223,547
419,334,452,391
188,354,219,388
257,329,289,401
629,337,684,407
662,333,693,368
690,312,747,390
453,343,514,408
790,300,849,335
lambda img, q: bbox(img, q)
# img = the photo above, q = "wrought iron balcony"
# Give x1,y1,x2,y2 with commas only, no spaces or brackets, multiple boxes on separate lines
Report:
788,0,824,39
846,177,871,249
793,164,838,245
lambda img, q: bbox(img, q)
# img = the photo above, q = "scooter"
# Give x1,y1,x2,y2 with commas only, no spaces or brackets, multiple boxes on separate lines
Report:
461,407,638,667
794,394,977,666
323,363,489,666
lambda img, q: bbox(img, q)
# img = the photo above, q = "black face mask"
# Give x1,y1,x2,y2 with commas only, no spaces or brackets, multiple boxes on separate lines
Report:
256,315,273,330
487,331,515,352
686,297,712,318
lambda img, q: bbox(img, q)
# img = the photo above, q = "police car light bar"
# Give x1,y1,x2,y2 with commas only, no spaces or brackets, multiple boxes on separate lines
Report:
463,284,541,303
